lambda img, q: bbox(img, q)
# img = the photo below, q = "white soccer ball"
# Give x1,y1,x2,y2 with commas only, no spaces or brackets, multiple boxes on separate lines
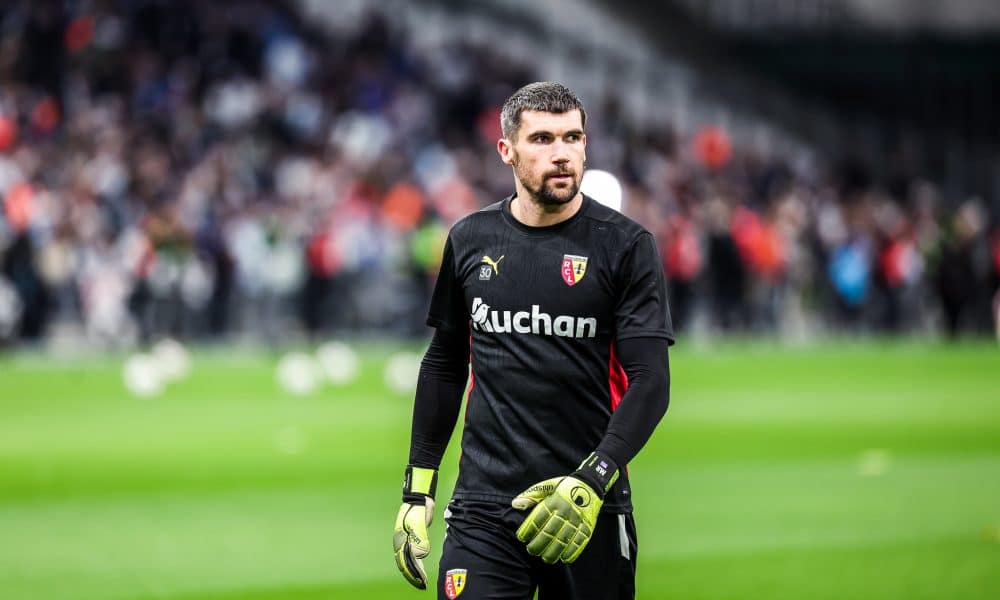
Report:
123,353,166,398
384,351,422,395
315,341,360,385
152,338,191,382
276,351,321,396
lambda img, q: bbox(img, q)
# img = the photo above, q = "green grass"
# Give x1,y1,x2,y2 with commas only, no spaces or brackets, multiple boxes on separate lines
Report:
1,340,998,599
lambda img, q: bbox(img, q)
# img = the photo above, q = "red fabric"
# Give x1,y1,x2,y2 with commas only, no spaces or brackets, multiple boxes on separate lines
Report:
4,182,33,232
380,182,424,231
0,115,17,152
466,334,475,399
65,16,94,53
730,206,760,261
693,126,732,169
476,106,503,142
664,216,702,281
306,233,342,276
730,208,785,280
465,331,476,409
608,343,629,412
32,97,61,134
880,240,907,287
752,225,785,280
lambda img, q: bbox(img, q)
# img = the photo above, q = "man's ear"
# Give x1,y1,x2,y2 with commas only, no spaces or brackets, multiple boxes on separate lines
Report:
497,138,514,166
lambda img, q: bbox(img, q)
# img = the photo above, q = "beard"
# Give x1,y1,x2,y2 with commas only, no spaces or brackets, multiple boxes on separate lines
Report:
514,160,581,207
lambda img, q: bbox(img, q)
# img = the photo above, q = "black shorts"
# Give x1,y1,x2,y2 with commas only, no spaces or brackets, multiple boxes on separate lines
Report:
437,499,638,600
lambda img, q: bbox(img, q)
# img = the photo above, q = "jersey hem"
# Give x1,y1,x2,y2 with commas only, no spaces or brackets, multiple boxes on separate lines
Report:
617,331,676,345
451,491,634,514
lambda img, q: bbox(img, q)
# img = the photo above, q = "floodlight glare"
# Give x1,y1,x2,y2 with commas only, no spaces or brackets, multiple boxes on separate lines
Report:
581,169,623,212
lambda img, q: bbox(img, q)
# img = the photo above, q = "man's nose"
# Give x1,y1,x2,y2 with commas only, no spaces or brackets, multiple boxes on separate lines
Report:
551,141,570,163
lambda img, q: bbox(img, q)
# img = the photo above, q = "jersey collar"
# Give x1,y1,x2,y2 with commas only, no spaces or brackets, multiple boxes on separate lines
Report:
501,192,592,236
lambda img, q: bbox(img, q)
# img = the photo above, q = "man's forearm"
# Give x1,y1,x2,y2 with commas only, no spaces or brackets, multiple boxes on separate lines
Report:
408,327,470,468
595,336,670,468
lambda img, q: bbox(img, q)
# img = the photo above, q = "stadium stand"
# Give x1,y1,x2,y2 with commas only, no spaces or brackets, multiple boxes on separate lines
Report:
0,0,997,349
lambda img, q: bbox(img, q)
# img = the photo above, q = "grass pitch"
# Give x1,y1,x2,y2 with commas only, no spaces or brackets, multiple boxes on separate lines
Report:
0,340,997,599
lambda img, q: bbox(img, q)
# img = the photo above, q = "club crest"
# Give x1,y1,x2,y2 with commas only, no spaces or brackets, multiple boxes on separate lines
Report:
561,254,588,286
444,568,467,599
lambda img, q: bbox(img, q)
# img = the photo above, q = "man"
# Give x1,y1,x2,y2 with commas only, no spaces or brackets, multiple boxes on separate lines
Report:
393,82,673,599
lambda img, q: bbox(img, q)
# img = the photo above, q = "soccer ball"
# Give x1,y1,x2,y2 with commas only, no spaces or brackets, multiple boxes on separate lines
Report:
276,352,321,396
123,353,165,398
315,341,360,385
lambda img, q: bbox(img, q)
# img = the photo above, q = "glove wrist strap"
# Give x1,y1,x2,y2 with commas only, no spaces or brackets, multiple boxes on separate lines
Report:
403,465,438,503
573,451,619,498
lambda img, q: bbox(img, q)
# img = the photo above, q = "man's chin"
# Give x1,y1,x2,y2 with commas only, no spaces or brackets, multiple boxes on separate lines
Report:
539,182,579,206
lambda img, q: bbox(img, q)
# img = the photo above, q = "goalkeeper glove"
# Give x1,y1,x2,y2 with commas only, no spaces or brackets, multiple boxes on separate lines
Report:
393,465,438,589
511,451,619,564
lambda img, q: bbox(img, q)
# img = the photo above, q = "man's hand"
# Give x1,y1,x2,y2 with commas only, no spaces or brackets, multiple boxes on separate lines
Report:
511,452,619,564
393,466,438,589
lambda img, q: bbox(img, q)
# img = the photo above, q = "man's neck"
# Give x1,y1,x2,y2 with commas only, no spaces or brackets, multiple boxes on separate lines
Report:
510,191,584,228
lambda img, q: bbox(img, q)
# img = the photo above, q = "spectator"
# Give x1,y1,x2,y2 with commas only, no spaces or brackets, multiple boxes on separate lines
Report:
0,0,995,348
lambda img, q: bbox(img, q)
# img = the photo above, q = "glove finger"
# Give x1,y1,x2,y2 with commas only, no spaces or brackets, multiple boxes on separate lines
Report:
526,512,566,558
560,527,591,563
394,542,428,589
511,477,562,510
540,535,565,564
524,527,555,558
510,495,539,511
522,510,555,555
540,518,573,564
515,503,551,542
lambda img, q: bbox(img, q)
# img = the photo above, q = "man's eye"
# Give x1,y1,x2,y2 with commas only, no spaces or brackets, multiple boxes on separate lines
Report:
566,134,581,142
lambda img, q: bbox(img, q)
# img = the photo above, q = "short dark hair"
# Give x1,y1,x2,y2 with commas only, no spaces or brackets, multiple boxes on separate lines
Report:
500,82,586,140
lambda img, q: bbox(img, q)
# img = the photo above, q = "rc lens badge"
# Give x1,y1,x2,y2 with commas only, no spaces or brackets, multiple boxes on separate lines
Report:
444,568,467,599
561,254,588,286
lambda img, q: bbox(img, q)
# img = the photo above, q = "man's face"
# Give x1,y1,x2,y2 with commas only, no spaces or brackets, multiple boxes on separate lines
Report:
499,109,587,206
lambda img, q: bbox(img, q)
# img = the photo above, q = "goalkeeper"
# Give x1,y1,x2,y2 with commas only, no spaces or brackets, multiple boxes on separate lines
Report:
394,82,672,600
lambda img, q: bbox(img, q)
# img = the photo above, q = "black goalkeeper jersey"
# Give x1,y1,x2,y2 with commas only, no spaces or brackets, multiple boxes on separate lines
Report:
427,193,673,513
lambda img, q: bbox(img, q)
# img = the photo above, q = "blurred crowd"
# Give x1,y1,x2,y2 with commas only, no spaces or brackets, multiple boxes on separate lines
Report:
1,0,998,349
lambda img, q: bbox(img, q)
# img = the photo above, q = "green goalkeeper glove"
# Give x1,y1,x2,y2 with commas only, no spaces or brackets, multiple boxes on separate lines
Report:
393,465,438,589
511,451,620,564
